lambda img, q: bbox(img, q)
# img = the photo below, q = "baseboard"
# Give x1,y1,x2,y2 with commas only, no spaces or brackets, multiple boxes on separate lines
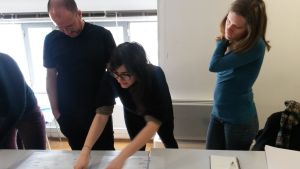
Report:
46,126,130,140
153,134,206,149
113,128,130,139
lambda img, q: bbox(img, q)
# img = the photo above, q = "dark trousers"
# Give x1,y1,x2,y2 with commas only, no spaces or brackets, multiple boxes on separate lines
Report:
206,114,258,150
0,105,46,149
124,109,178,150
57,113,114,150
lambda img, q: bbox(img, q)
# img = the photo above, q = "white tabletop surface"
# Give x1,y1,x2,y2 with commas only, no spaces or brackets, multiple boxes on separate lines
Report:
148,148,267,169
0,150,149,169
0,149,267,169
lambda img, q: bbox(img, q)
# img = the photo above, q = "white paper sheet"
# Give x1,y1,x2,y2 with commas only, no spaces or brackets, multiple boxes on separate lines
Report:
13,152,77,169
265,145,300,169
210,155,240,169
90,156,149,169
12,152,149,169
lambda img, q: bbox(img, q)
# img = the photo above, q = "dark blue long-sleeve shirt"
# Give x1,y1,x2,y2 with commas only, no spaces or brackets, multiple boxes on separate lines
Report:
0,53,37,145
209,38,265,123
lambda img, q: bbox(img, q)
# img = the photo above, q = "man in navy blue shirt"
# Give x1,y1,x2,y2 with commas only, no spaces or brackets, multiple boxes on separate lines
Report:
43,0,116,150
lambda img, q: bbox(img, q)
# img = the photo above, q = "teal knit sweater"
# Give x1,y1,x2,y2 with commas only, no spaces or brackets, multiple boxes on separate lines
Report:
209,38,265,123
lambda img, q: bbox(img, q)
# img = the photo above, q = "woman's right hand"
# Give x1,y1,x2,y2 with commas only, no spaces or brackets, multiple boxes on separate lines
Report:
74,150,90,169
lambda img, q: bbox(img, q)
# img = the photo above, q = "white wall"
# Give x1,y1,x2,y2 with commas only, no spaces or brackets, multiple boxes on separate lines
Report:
158,0,228,101
159,0,300,127
254,0,300,125
0,0,157,13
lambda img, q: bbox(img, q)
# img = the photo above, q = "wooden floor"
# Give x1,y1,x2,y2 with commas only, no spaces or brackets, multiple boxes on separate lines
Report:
48,137,153,151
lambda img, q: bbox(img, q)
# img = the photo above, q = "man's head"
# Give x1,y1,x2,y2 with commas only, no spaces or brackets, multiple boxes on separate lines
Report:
48,0,84,37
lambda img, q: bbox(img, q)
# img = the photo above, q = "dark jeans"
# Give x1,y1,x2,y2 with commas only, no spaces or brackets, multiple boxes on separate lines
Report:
1,105,46,149
206,114,258,150
124,109,178,150
57,113,114,150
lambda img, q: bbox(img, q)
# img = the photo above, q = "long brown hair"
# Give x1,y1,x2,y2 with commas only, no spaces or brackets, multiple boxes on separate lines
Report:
218,0,271,53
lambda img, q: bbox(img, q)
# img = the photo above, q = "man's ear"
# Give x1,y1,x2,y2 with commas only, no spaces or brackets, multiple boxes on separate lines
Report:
77,10,82,17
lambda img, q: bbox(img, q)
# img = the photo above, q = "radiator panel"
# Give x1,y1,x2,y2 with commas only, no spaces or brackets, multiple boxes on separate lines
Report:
173,101,212,141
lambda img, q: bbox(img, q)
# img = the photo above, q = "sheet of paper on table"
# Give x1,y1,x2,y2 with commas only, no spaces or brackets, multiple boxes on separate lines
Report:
210,155,240,169
11,151,149,169
265,145,300,169
90,156,149,169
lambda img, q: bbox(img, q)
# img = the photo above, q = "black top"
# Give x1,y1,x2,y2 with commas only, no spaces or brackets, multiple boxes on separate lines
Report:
0,53,36,143
43,22,116,116
97,65,174,123
252,111,300,151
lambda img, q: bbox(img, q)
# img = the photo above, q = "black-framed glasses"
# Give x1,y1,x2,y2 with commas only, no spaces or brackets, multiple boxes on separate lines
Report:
55,19,78,32
110,71,132,81
55,14,81,33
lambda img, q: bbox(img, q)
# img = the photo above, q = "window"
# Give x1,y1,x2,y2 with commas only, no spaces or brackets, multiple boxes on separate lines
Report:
1,16,157,139
25,26,53,92
105,26,125,45
129,22,158,65
0,24,30,82
0,17,158,103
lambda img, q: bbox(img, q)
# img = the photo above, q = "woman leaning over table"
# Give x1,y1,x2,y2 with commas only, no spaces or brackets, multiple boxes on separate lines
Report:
74,42,178,169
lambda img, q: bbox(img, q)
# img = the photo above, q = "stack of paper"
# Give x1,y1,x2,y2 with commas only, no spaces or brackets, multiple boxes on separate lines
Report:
265,145,300,169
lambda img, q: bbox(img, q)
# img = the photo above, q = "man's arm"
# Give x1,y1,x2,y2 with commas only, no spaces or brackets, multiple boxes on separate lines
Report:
46,68,60,119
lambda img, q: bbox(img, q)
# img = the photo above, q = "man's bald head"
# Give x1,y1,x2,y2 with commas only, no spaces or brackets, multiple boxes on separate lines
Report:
47,0,83,37
47,0,78,13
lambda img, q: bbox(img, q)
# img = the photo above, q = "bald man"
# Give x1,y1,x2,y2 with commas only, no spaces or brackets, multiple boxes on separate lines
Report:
43,0,116,150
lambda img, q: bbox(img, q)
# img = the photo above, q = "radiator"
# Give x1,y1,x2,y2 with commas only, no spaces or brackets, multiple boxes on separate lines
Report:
173,100,212,141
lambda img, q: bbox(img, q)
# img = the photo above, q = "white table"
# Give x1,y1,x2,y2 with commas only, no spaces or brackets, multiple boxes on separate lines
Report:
148,148,267,169
0,150,149,169
0,149,268,169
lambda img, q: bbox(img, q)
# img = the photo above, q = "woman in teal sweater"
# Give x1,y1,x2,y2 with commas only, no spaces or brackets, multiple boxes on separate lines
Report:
206,0,271,150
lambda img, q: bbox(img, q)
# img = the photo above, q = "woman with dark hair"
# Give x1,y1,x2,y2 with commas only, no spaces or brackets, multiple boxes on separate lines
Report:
75,42,178,169
206,0,271,150
0,53,46,149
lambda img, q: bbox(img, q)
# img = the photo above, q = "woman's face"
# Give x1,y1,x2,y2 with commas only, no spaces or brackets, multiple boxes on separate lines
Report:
225,11,247,42
112,64,136,88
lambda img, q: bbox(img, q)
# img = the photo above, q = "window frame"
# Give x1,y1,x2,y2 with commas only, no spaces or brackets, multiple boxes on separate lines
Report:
1,16,157,95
